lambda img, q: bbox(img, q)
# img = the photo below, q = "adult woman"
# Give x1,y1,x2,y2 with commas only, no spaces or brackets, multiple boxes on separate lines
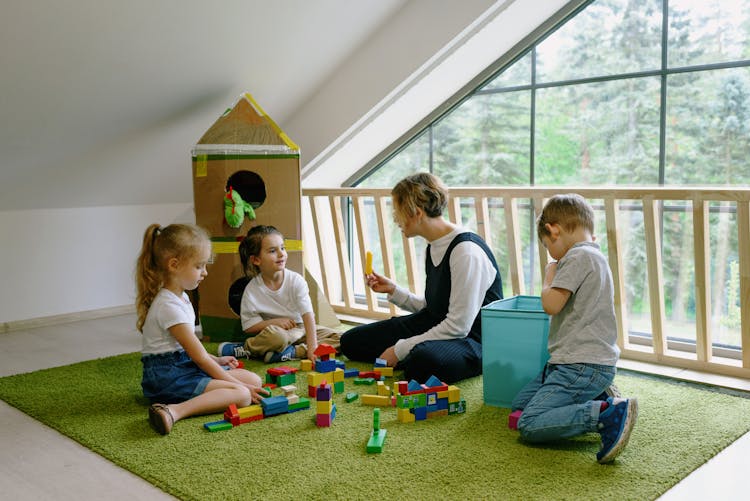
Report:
339,173,503,383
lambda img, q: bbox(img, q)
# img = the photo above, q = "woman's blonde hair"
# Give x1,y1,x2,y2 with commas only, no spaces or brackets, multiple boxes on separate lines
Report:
135,224,210,332
391,172,448,225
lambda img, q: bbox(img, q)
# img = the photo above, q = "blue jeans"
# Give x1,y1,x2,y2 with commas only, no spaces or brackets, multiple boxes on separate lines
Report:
511,363,616,443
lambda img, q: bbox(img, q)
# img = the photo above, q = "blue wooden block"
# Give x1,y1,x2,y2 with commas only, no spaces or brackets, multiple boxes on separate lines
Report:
315,360,337,373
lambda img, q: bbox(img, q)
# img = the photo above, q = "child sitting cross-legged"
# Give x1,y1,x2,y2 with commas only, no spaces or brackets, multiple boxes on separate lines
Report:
511,194,638,464
218,225,341,364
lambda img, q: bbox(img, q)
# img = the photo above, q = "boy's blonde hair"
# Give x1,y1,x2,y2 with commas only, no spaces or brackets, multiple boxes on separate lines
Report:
537,193,595,241
135,224,210,332
391,172,448,225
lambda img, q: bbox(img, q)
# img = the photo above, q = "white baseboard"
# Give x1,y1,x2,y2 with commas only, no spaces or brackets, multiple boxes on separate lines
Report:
1,305,136,334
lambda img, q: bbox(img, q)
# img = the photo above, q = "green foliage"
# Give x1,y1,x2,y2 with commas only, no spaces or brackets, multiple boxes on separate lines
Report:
355,0,750,344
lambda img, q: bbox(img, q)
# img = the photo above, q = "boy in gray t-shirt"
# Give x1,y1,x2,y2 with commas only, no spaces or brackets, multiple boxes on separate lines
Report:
511,194,638,464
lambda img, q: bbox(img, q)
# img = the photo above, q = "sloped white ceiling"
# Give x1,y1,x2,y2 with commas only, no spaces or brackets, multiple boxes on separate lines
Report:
0,0,407,209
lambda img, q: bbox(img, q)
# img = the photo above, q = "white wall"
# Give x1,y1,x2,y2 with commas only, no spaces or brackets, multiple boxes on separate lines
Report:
0,204,191,324
0,1,559,325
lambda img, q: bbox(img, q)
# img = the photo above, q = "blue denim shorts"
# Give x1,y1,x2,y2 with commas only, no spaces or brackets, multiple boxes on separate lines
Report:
141,350,211,404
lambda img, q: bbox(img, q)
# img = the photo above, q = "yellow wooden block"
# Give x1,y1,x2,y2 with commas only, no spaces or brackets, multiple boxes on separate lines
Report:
316,400,333,414
377,366,394,377
377,381,391,396
361,394,391,406
237,405,263,418
448,385,460,403
300,359,312,371
307,372,326,386
397,407,415,423
365,250,374,275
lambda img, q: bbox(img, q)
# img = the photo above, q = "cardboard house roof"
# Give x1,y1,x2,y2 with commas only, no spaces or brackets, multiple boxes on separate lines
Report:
193,93,299,155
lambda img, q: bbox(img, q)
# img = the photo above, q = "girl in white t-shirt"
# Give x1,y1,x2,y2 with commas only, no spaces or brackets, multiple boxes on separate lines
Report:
136,223,267,435
218,225,340,364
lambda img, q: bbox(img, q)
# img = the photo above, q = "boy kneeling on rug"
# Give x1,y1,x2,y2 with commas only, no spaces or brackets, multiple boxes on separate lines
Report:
511,194,637,464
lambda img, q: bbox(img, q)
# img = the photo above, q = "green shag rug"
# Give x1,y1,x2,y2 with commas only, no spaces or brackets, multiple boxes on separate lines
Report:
1,347,749,501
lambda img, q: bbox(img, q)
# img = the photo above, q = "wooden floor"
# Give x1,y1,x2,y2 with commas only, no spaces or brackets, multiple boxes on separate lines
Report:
0,313,745,500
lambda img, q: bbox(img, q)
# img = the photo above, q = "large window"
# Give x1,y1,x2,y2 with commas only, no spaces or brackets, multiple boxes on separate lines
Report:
354,0,750,352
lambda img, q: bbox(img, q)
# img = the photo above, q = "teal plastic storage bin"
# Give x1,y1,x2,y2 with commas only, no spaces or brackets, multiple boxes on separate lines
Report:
481,296,550,408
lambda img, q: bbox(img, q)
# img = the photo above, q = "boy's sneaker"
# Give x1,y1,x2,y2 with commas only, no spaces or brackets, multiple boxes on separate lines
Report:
264,344,297,363
596,397,638,464
218,342,248,359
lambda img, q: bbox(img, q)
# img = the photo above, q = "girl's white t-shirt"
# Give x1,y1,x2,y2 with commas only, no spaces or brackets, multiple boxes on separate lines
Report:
240,269,313,331
141,288,194,355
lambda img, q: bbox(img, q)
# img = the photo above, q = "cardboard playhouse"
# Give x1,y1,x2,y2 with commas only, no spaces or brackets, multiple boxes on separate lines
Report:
191,93,338,342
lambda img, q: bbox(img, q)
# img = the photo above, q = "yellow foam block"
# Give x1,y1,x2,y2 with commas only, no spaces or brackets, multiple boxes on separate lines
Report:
300,359,313,371
333,368,344,382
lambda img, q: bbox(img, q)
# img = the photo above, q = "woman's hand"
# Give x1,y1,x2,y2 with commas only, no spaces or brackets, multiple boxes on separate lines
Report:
366,271,396,295
378,346,399,367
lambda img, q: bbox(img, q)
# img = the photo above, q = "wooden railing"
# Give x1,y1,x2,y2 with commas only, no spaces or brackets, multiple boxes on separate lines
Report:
302,186,750,379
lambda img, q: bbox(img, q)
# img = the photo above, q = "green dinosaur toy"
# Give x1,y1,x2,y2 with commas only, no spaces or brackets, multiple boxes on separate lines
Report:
224,186,256,228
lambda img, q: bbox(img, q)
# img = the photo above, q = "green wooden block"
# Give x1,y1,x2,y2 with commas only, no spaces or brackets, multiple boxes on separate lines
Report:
289,397,311,411
448,399,467,415
204,420,233,432
366,429,387,453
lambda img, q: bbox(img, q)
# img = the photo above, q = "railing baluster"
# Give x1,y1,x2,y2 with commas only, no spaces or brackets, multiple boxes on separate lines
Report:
737,201,750,368
352,196,376,312
642,198,667,357
605,198,629,351
448,196,462,225
375,196,397,316
329,196,354,308
533,197,548,279
692,199,711,363
308,196,334,304
503,196,524,296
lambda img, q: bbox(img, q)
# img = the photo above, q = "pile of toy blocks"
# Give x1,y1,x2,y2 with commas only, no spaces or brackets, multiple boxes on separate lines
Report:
394,375,465,423
203,373,310,432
